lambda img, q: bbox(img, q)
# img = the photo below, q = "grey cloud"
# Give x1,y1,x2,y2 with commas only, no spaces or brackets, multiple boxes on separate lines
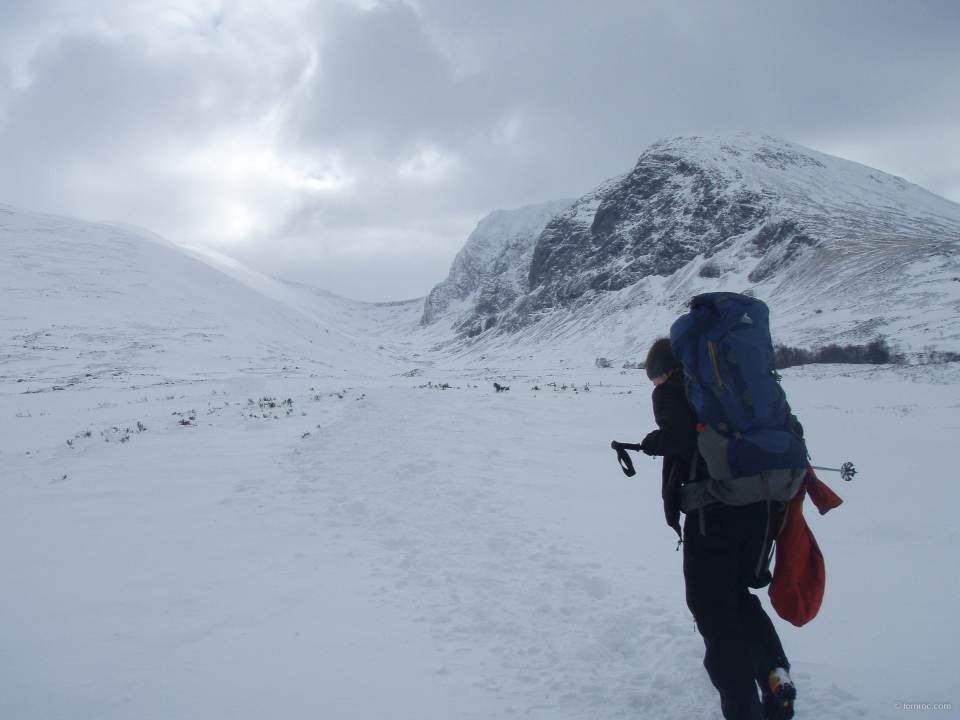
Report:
292,3,472,151
0,6,311,234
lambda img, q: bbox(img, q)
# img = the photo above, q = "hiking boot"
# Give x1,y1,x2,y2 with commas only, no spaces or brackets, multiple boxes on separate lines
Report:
763,667,796,720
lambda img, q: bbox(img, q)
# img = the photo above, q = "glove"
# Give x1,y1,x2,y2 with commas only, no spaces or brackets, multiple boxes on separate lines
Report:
639,431,659,457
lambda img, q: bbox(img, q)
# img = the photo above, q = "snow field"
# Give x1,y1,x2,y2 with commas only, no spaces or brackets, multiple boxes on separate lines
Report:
2,377,462,719
4,364,955,719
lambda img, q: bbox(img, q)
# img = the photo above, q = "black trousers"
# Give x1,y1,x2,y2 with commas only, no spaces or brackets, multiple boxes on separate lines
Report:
683,502,788,720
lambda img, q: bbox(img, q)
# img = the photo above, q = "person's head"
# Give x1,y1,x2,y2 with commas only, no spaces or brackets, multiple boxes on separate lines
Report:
645,337,680,385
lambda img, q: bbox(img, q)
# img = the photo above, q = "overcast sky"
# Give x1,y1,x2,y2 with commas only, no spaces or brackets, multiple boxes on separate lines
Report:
1,0,958,301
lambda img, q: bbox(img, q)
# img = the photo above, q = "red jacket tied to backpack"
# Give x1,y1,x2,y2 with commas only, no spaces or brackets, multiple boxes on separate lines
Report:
768,467,843,627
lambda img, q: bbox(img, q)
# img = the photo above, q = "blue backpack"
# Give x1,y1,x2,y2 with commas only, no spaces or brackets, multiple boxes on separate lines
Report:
670,293,807,509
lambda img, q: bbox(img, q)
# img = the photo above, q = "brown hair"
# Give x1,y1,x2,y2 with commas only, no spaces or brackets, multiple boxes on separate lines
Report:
646,336,673,365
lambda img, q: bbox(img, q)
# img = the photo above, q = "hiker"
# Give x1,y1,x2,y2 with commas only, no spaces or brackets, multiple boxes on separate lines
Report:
639,335,797,720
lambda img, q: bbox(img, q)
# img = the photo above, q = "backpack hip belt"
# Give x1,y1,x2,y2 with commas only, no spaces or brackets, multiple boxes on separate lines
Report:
679,467,807,514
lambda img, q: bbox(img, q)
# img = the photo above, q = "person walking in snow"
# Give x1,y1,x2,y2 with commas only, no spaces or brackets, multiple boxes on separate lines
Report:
638,336,797,720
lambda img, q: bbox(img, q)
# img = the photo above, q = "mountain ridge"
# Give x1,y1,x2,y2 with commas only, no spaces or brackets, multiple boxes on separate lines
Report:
421,132,960,362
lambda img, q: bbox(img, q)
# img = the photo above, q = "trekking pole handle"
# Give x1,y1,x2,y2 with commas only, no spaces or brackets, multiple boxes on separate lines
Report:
610,441,640,477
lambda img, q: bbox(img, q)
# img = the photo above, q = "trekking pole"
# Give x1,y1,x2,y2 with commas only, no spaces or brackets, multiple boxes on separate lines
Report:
611,440,642,477
810,462,857,482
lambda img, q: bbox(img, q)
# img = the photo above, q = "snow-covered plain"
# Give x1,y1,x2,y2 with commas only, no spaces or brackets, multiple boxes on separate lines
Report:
2,205,958,719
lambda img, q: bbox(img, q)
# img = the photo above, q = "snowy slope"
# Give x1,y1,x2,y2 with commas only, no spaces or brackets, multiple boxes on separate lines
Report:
0,204,398,390
421,133,960,368
161,239,427,366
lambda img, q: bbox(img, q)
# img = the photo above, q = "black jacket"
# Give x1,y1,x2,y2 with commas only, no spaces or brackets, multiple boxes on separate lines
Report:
641,371,710,538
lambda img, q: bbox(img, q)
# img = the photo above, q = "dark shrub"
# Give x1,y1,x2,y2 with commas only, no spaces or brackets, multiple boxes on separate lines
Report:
775,337,903,369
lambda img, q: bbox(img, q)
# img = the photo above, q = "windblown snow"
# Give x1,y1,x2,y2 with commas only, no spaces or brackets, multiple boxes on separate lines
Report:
2,133,960,720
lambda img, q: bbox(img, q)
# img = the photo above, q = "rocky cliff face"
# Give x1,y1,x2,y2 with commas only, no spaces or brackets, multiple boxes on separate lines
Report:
516,134,960,317
420,198,574,334
422,132,960,357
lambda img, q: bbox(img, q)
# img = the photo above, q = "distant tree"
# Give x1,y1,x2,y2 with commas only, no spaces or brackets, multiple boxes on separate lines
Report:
774,336,904,368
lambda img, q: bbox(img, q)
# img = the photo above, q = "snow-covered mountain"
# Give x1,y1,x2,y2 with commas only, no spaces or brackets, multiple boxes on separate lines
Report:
10,130,960,382
420,199,575,332
423,133,960,364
